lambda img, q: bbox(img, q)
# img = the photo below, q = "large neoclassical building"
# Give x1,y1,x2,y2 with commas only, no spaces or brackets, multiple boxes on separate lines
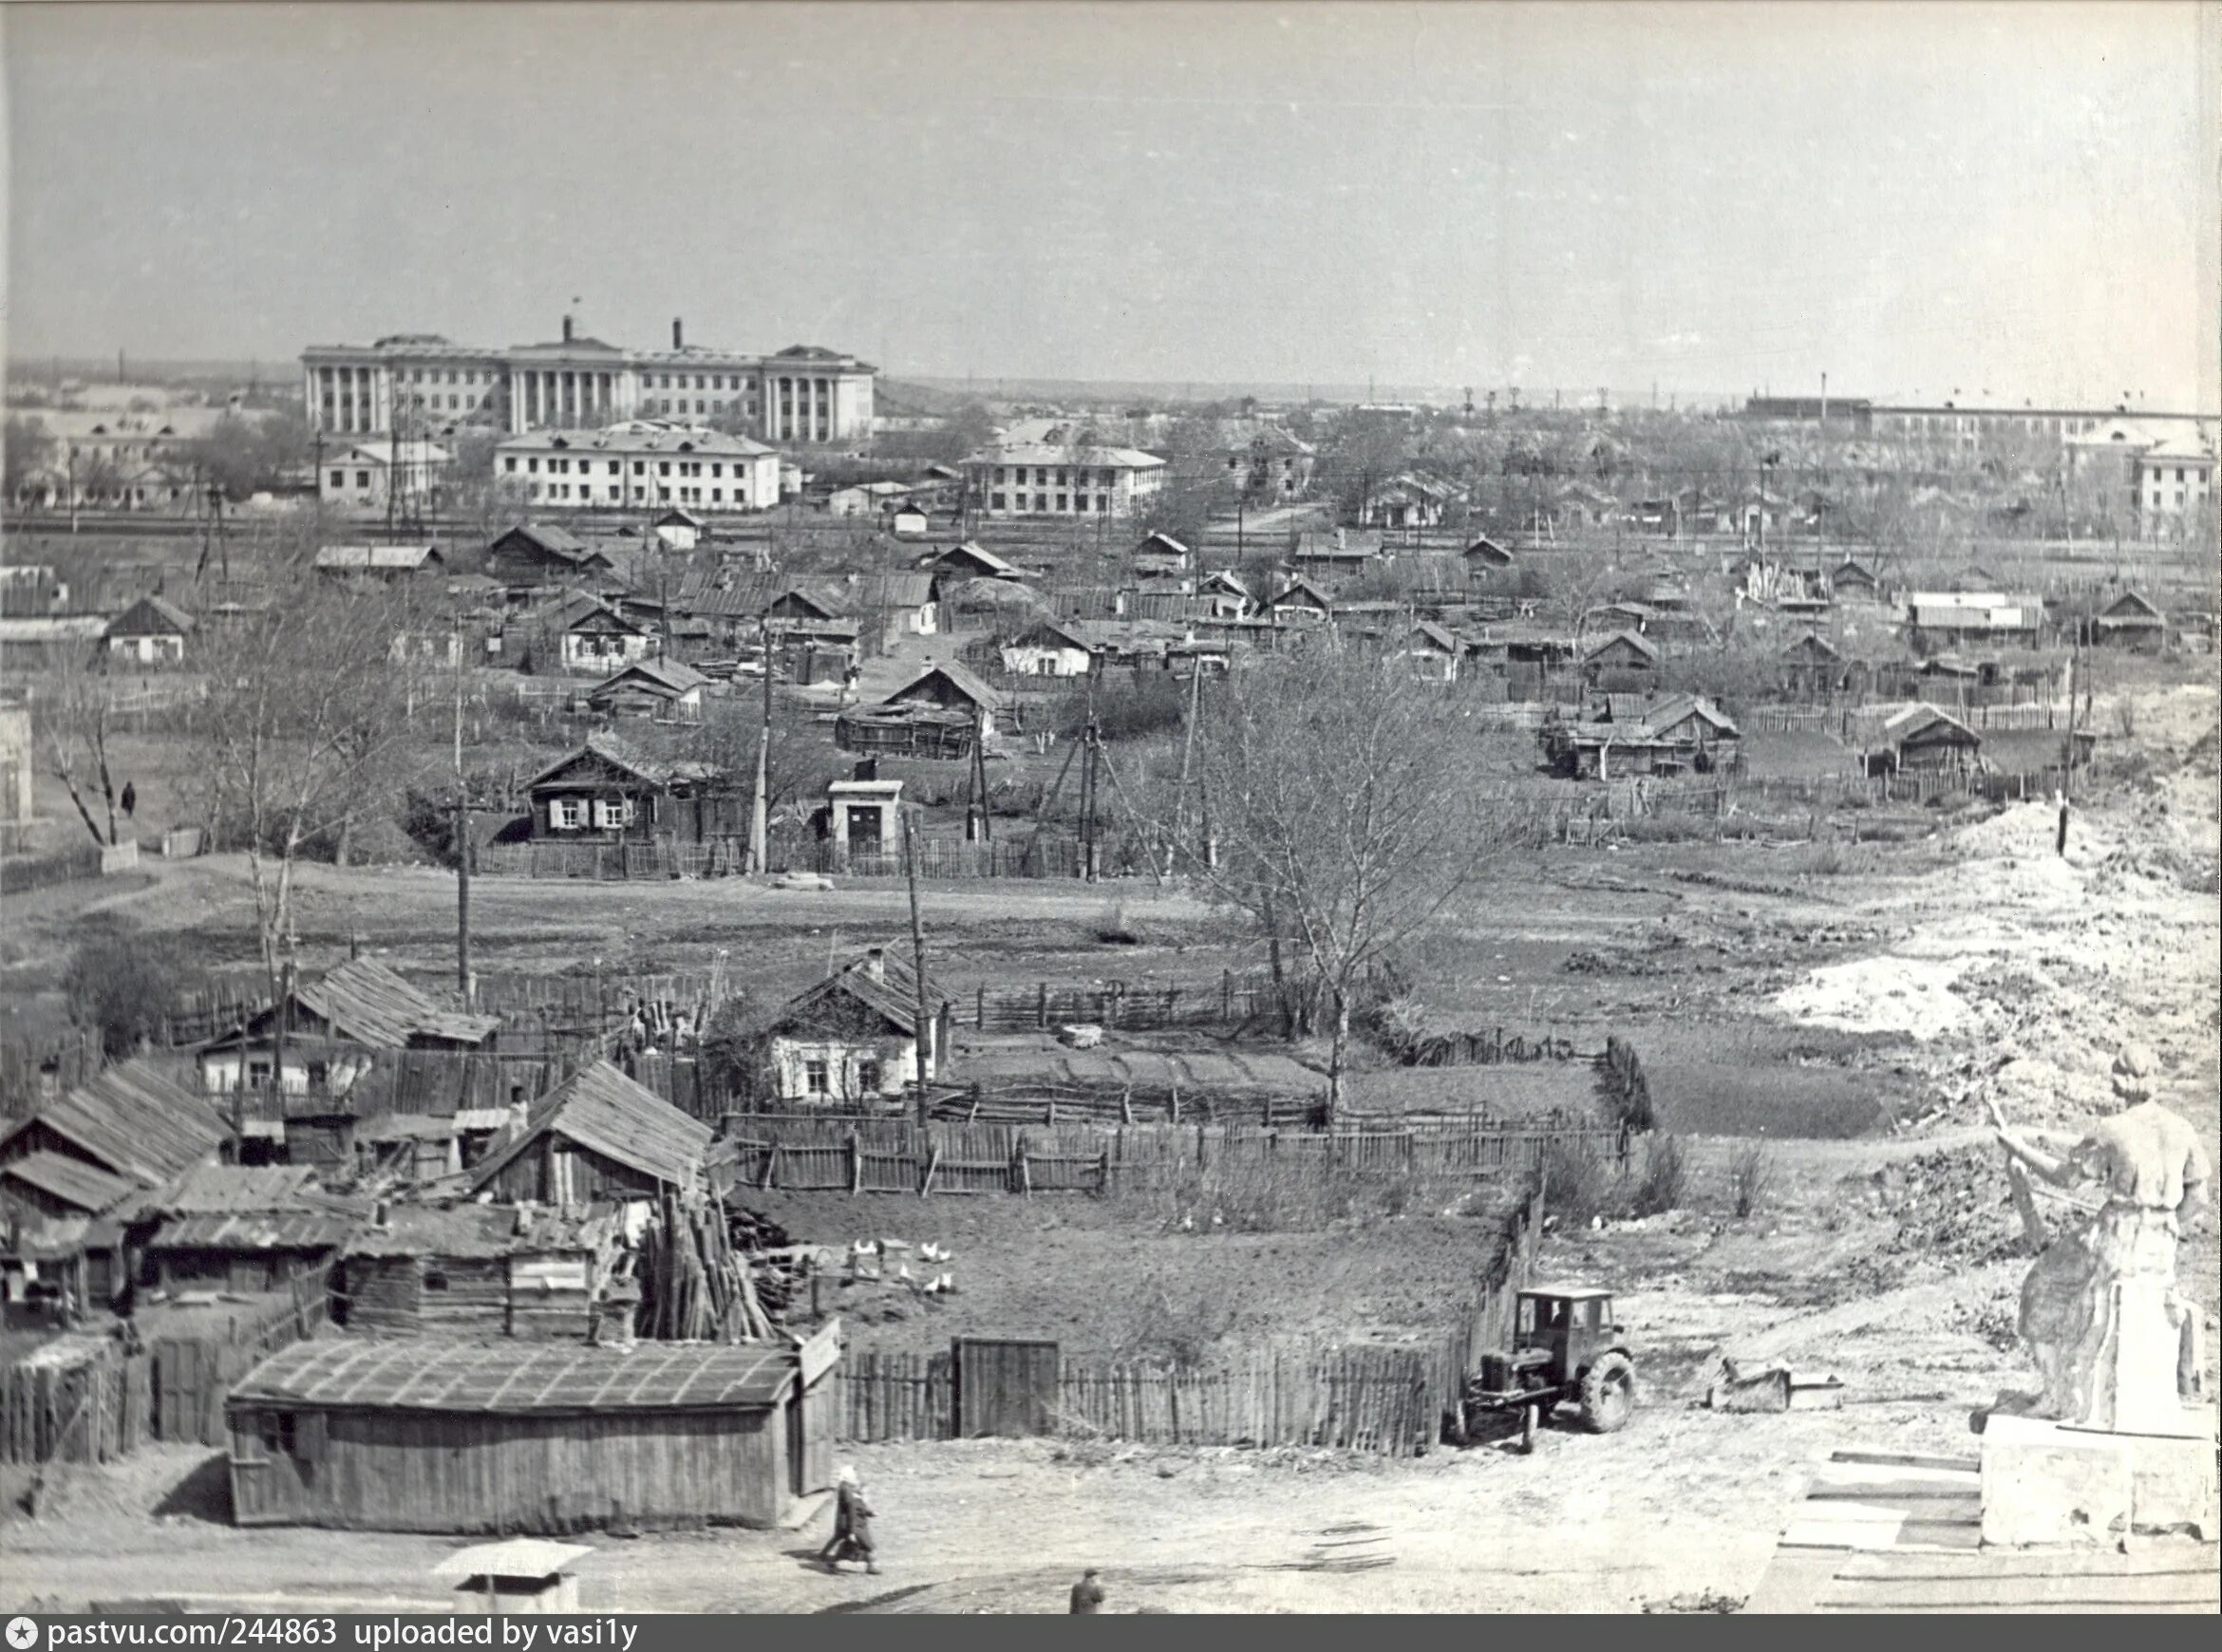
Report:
300,316,876,446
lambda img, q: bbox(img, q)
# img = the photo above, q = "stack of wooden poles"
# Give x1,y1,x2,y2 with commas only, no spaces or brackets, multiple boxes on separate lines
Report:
636,1185,776,1342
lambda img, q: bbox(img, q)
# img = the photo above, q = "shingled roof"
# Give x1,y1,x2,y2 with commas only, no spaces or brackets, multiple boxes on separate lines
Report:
0,1058,228,1187
215,957,499,1050
468,1061,711,1192
0,1149,141,1215
768,948,950,1040
230,1337,797,1415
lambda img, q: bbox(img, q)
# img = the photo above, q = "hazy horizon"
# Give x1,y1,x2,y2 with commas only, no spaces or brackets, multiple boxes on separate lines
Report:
6,2,2216,411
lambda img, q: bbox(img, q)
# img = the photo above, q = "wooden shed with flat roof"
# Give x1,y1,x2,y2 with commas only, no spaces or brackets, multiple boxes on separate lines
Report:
226,1323,842,1534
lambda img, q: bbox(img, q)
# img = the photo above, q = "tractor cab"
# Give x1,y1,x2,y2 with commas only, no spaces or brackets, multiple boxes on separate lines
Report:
1514,1286,1622,1386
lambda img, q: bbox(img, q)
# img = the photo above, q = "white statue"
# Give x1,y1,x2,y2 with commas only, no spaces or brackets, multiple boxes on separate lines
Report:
1987,1045,2212,1431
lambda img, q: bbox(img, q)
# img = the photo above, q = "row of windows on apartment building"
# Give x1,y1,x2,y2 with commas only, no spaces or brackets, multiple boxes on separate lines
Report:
2149,488,2204,507
987,467,1131,487
506,456,752,478
530,482,743,506
991,492,1114,514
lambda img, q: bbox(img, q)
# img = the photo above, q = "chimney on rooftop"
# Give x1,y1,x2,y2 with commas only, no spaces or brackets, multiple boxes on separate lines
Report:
863,947,887,982
673,317,685,350
562,314,574,345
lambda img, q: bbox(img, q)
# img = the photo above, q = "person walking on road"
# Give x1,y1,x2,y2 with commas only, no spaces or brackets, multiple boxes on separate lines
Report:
819,1465,878,1575
1068,1568,1105,1613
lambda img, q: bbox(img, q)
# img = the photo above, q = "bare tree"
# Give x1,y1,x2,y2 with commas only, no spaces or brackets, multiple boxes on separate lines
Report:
33,645,126,846
193,574,434,1003
1160,646,1531,1121
4,414,56,503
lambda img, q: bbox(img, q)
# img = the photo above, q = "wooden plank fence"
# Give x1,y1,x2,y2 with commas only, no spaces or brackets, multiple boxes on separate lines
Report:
1,1265,329,1466
721,1117,1630,1198
835,1342,1441,1455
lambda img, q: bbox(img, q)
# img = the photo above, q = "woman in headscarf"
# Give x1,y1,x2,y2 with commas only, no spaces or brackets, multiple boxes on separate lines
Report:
819,1465,878,1574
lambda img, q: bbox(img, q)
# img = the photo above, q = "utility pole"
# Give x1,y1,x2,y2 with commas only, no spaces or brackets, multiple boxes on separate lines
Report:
1079,668,1101,881
2057,646,2077,855
902,810,932,1124
748,614,771,873
454,620,472,1004
1167,659,1203,878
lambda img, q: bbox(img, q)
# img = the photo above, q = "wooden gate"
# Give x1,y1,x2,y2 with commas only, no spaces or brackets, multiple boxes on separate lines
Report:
953,1337,1061,1438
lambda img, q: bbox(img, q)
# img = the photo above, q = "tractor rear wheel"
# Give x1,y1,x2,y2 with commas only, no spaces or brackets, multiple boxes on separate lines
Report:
1576,1352,1636,1434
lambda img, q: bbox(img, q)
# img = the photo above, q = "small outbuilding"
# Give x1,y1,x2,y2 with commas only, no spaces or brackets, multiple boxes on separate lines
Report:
103,595,197,666
468,1060,713,1205
226,1324,843,1533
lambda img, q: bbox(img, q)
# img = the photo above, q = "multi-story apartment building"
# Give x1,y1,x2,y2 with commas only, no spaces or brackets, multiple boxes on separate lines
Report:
1742,394,2217,462
2133,436,2215,538
300,318,876,445
961,429,1167,518
493,420,781,514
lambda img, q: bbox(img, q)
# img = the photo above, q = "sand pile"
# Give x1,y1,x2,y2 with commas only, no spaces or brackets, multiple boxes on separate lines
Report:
1857,1147,2032,1267
1772,955,1971,1039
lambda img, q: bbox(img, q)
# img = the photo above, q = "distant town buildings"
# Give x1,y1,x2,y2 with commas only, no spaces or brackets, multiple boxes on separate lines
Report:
1742,394,2217,459
299,317,876,445
316,437,452,515
493,421,781,513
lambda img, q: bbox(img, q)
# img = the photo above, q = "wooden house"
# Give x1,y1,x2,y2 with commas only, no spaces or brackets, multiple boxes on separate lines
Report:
141,1164,366,1293
1358,474,1459,531
652,508,705,552
1289,527,1384,579
525,733,730,843
890,503,931,537
760,947,952,1105
1402,620,1461,684
876,662,1004,739
928,541,1025,582
2089,590,2166,651
1462,534,1516,573
584,657,711,723
1779,631,1845,697
1263,576,1335,627
1831,558,1882,604
0,1057,229,1189
1196,570,1253,616
487,524,617,587
1000,616,1098,679
469,1061,712,1206
1863,704,1984,775
338,1203,629,1341
552,595,652,675
104,594,196,666
198,957,499,1097
226,1324,842,1533
1541,694,1741,779
1581,629,1661,684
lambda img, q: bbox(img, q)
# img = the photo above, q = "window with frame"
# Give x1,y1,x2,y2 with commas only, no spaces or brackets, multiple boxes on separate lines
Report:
356,471,371,488
256,1411,296,1457
556,799,582,830
329,470,344,487
857,1059,883,1093
804,1058,830,1095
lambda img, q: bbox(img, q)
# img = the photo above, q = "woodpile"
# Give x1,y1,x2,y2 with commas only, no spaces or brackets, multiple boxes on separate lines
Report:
635,1186,776,1342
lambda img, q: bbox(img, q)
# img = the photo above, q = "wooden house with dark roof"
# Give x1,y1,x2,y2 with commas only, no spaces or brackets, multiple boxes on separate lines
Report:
338,1202,630,1341
1461,533,1516,572
198,958,499,1099
141,1163,368,1292
759,947,953,1105
103,594,197,666
584,656,711,723
876,662,1003,735
225,1323,842,1533
1580,629,1661,685
1263,575,1335,626
927,540,1025,581
1861,704,1984,775
487,523,617,586
2088,589,2167,651
0,1057,229,1190
1779,629,1846,697
469,1061,713,1205
525,732,733,842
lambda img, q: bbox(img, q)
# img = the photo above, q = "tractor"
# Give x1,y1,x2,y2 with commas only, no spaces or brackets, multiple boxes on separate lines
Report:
1454,1286,1636,1449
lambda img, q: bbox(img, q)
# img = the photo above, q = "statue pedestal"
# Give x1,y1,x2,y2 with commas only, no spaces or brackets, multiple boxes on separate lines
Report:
2086,1277,2192,1435
1981,1409,2219,1547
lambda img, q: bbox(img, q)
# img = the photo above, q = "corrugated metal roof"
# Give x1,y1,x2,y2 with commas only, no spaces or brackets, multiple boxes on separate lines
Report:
0,1149,140,1214
469,1061,711,1192
0,1057,229,1187
230,1337,795,1414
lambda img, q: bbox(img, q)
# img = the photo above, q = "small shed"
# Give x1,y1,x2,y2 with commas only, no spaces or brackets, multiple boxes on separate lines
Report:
1264,576,1334,626
877,661,1004,739
890,504,931,538
339,1203,628,1341
929,541,1025,581
226,1325,843,1533
1462,534,1516,571
140,1163,366,1292
468,1061,713,1206
652,508,705,552
1865,704,1983,774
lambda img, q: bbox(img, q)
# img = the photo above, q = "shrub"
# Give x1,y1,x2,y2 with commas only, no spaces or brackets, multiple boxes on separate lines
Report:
1539,1136,1618,1226
64,929,190,1060
1727,1141,1779,1218
1630,1134,1687,1216
1594,1036,1655,1133
1092,900,1139,945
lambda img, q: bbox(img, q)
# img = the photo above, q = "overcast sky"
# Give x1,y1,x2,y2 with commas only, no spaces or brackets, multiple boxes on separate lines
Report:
5,1,2214,407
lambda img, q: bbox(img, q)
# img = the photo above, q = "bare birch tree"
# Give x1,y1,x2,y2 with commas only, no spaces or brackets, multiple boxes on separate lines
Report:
33,644,126,846
1160,646,1532,1121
